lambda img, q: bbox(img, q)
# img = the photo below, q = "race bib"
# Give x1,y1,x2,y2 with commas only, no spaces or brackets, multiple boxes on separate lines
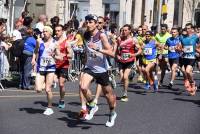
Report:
40,57,55,67
184,46,193,53
121,53,130,60
143,48,152,55
169,46,175,52
89,51,97,59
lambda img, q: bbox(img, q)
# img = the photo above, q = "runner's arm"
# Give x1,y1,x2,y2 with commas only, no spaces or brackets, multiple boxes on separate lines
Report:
31,39,40,66
196,43,200,53
132,38,142,57
96,33,114,57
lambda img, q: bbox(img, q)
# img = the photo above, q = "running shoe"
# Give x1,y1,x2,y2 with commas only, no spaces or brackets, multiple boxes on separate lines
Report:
168,82,173,89
105,111,117,127
142,79,146,84
158,80,163,87
84,104,99,120
58,100,65,109
120,95,128,102
144,82,150,90
137,75,143,83
43,107,54,116
184,80,190,92
78,109,88,119
189,82,197,96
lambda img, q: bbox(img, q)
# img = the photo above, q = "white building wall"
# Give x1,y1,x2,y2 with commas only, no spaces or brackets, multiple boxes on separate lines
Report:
89,0,103,16
182,0,200,27
0,0,9,19
144,0,154,27
0,0,13,33
182,0,193,27
133,0,142,27
46,0,57,22
119,0,132,27
165,0,174,29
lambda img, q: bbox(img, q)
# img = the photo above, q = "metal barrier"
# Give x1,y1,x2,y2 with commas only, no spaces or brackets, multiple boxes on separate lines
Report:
5,47,119,85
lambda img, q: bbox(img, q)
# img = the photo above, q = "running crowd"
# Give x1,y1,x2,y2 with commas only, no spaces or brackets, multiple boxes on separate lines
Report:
0,13,200,128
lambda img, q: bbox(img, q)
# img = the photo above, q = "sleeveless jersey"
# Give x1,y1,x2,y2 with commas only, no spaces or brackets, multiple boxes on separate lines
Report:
143,40,157,60
37,39,57,72
118,37,135,63
85,31,108,73
56,39,70,69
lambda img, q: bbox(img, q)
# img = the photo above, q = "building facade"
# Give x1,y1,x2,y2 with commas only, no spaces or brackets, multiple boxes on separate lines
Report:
1,0,200,33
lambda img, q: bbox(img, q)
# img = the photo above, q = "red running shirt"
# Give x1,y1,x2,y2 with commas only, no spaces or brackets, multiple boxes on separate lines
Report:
56,39,70,69
117,37,135,63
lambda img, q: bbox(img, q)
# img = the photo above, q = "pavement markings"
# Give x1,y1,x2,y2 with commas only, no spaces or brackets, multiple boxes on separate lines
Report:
4,89,76,94
0,89,79,98
0,94,79,98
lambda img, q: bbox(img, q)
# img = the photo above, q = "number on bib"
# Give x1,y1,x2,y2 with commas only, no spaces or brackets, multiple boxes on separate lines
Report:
40,57,54,67
184,46,193,53
169,46,175,52
121,53,130,60
144,48,152,55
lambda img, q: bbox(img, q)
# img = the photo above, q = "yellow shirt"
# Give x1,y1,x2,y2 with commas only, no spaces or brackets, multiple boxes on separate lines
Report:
75,34,84,47
155,32,171,54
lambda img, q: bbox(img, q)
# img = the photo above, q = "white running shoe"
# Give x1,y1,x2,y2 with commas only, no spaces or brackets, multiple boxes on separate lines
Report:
105,112,117,127
84,105,99,120
43,108,54,116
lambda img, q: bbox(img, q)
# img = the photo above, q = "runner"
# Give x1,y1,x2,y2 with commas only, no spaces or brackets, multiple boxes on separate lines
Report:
180,23,200,95
93,16,117,105
155,24,171,86
141,31,159,92
117,24,141,102
136,26,145,83
55,24,72,109
165,27,182,89
32,26,62,115
79,14,117,127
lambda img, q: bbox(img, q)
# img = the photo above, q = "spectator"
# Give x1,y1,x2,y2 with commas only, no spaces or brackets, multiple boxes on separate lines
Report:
50,16,60,37
19,16,33,38
35,14,48,33
0,20,11,78
18,11,29,27
19,27,36,90
12,20,22,41
72,16,79,30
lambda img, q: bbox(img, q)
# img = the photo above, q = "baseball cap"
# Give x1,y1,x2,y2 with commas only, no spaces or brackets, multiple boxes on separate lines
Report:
85,14,98,21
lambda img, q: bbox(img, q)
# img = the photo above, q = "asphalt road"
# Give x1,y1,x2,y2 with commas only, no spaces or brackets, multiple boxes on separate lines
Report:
0,73,200,134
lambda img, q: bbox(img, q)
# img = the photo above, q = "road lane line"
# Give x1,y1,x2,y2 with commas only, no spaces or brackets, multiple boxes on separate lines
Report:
0,93,79,98
4,89,78,94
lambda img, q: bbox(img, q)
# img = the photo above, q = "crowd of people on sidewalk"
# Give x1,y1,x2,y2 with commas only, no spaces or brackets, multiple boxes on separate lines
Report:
0,11,200,127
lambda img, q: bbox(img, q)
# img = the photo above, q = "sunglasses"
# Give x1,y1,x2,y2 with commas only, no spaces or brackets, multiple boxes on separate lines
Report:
98,22,103,24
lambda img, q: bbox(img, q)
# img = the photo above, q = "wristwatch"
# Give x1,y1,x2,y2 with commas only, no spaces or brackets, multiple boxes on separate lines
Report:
95,47,100,51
